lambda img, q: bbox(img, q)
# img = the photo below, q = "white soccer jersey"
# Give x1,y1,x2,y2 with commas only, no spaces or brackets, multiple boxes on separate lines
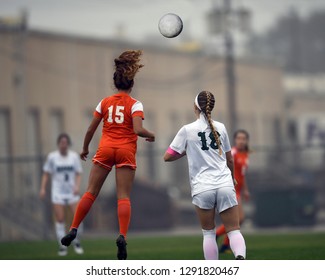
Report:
43,150,82,198
169,113,233,197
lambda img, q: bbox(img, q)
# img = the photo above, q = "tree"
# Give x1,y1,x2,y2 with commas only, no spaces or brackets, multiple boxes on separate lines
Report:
247,8,325,73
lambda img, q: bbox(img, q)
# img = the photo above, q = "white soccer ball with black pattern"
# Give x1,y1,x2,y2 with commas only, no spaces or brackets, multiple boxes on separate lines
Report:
158,13,183,38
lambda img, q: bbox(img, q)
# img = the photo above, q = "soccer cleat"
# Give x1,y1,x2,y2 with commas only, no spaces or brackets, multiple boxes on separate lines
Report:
61,228,77,247
73,242,84,255
116,235,127,260
219,244,231,254
236,255,245,260
58,246,68,257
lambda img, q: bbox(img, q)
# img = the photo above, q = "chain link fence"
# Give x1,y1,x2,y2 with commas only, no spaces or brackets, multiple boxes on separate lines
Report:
0,145,324,241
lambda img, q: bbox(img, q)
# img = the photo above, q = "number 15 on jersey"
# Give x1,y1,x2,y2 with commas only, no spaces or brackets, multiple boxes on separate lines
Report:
107,105,125,124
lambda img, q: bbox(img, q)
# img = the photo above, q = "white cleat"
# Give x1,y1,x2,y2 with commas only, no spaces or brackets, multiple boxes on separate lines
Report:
73,243,84,255
58,246,68,256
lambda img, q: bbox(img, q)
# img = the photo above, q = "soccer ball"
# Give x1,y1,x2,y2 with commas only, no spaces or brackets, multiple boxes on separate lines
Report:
158,13,183,38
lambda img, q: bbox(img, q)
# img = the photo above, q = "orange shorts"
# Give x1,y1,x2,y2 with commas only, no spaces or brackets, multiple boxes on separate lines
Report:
92,146,137,171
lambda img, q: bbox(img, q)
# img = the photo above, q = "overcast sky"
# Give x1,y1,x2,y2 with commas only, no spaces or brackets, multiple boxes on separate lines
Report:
1,0,325,42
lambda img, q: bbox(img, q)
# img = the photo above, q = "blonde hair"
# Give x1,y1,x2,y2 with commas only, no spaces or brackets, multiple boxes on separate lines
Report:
113,50,144,90
197,91,222,156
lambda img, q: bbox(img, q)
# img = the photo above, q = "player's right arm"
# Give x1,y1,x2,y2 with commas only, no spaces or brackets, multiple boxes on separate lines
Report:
39,172,50,199
133,116,155,142
164,148,186,162
80,116,102,161
164,126,187,162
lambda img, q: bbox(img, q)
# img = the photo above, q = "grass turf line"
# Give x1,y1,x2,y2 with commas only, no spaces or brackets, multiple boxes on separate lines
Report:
0,232,324,260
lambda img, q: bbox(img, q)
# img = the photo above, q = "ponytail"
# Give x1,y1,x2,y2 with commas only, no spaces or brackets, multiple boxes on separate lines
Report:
113,50,144,90
197,91,222,156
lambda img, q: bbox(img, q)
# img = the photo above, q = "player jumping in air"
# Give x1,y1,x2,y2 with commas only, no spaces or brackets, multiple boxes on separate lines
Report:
61,50,155,260
217,129,250,253
164,91,246,260
40,133,84,256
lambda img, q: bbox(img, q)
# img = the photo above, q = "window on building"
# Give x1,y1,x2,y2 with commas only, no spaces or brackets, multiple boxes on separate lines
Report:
49,109,64,150
26,109,41,156
25,109,42,193
0,108,12,200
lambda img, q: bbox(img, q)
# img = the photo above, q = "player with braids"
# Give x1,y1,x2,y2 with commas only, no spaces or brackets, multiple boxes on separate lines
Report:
200,91,222,156
164,91,246,260
61,50,155,260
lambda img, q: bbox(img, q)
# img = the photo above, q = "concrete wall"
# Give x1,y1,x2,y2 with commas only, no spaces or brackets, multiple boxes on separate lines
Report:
0,29,286,194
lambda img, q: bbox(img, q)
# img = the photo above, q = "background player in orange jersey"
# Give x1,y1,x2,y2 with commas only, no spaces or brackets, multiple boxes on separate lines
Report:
61,50,155,260
216,129,250,253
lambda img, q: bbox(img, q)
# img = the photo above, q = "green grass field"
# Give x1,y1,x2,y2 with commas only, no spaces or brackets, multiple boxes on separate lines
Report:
0,232,324,260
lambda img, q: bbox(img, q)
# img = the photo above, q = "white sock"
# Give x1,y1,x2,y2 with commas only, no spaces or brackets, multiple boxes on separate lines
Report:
202,228,218,260
227,229,246,259
55,222,66,246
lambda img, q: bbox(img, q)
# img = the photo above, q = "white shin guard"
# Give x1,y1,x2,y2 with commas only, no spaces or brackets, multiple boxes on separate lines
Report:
202,228,218,260
227,229,246,259
55,222,66,246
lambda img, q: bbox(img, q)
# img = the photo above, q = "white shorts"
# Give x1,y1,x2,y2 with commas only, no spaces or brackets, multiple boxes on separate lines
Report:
51,192,80,205
192,186,238,213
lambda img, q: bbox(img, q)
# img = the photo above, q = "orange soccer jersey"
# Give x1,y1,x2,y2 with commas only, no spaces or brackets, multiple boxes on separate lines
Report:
92,91,144,170
232,147,249,196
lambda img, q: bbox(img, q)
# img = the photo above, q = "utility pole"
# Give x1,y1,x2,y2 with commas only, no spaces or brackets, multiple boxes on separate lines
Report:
207,0,251,136
13,9,28,155
223,0,237,136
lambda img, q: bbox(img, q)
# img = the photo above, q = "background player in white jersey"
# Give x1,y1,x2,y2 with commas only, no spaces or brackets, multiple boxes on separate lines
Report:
39,133,84,256
164,91,246,260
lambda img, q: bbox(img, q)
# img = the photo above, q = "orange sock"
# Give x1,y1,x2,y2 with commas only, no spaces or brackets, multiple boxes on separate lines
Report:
223,235,230,246
216,225,226,236
117,198,131,238
70,192,96,230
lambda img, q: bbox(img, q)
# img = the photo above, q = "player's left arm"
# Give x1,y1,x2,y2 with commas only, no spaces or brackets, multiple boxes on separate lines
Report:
226,151,237,186
133,116,155,141
224,126,237,186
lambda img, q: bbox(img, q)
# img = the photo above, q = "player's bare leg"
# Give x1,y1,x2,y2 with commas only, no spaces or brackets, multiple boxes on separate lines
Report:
195,207,219,260
220,205,246,259
115,167,135,260
221,197,246,252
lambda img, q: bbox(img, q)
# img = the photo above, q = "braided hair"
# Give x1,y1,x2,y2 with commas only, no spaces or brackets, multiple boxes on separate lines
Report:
197,91,222,155
113,50,144,90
